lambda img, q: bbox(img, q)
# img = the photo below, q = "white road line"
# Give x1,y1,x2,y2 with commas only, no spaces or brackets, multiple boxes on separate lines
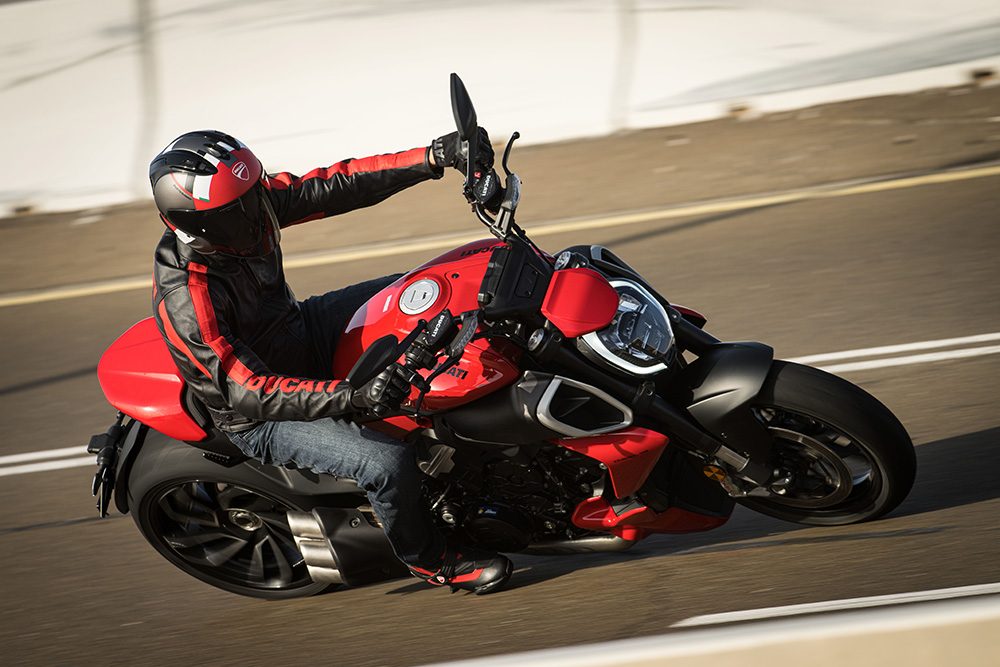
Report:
814,344,1000,373
790,332,1000,364
671,582,1000,627
0,456,97,478
0,445,87,465
2,162,999,309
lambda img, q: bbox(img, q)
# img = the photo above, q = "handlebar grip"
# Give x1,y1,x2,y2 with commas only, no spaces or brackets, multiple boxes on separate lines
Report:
372,404,389,417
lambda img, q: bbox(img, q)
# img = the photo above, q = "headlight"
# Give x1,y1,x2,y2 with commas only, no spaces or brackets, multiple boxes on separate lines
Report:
578,279,675,375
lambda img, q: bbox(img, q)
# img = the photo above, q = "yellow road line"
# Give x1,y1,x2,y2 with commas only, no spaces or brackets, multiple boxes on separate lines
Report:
2,163,999,309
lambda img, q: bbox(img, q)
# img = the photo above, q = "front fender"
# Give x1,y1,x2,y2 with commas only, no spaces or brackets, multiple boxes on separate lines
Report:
681,342,775,462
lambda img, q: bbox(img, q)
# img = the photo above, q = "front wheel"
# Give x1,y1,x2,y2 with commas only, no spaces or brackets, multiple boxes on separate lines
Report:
737,361,916,525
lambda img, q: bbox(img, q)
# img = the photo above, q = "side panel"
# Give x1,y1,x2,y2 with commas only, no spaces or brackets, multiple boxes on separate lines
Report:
540,267,618,338
555,428,668,498
97,318,208,442
418,339,521,411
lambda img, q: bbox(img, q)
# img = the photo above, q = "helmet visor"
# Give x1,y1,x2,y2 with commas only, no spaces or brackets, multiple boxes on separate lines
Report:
168,183,277,257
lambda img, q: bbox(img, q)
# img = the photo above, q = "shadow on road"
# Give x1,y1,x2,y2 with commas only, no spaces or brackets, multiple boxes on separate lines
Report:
0,366,97,397
895,426,1000,518
387,426,1000,594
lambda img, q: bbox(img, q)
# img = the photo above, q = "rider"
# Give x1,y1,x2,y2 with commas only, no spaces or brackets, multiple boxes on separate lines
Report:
149,129,512,594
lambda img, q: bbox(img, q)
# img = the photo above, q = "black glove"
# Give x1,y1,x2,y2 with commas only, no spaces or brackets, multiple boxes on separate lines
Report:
431,127,494,176
350,363,413,413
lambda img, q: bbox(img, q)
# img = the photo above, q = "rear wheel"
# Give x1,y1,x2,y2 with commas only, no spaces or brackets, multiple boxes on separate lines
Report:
738,361,916,525
128,438,334,599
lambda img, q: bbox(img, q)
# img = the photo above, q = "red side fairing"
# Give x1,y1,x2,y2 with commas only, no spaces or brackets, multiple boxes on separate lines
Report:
97,318,208,441
560,427,729,540
555,428,668,498
572,497,729,541
332,239,520,419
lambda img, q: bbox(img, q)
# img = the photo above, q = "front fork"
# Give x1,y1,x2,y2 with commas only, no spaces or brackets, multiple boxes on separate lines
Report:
666,312,777,486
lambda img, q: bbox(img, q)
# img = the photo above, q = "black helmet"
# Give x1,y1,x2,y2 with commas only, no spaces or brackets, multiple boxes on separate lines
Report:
149,130,279,257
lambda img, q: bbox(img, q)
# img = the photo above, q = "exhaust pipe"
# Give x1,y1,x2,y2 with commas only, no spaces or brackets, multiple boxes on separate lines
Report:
521,535,636,555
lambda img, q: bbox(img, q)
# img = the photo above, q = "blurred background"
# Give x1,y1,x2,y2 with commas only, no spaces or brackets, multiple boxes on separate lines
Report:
2,0,999,213
1,2,999,666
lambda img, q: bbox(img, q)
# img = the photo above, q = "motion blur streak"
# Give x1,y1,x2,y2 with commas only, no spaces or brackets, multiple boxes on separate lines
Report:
791,332,1000,364
0,455,96,478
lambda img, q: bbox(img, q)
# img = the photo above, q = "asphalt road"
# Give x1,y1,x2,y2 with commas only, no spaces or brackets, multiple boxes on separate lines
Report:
1,86,999,666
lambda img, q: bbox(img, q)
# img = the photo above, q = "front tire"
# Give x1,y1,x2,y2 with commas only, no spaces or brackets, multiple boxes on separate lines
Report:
738,361,916,525
128,436,334,599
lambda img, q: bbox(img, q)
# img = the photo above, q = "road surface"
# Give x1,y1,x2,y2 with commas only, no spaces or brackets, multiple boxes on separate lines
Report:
1,85,998,666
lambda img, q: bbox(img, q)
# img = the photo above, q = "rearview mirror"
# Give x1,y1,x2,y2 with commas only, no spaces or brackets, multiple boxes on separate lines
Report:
450,73,478,141
345,335,400,389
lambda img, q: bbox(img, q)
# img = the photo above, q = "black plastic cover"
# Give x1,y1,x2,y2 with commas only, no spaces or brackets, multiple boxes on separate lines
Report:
478,239,552,320
346,334,401,388
437,371,561,445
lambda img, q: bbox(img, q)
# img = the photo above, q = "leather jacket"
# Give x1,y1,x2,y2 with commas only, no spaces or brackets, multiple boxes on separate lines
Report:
152,147,440,432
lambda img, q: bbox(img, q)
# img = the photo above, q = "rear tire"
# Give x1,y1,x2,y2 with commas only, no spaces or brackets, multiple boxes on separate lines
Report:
128,435,334,599
738,361,916,525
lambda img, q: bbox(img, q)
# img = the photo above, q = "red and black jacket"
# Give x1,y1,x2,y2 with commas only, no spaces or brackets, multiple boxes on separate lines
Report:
152,147,439,432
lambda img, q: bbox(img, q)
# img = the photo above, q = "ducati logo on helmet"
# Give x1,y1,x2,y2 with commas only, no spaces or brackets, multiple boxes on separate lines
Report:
232,161,250,181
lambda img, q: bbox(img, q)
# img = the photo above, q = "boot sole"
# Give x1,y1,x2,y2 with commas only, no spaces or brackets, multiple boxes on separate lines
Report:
473,557,514,595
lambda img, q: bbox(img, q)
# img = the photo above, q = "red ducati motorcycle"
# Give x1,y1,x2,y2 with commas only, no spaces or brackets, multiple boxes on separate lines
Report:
87,75,915,598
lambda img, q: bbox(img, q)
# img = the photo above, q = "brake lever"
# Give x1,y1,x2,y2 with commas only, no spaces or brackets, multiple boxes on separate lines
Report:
501,132,519,176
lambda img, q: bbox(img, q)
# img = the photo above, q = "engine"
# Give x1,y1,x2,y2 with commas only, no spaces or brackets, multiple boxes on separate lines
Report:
418,440,605,552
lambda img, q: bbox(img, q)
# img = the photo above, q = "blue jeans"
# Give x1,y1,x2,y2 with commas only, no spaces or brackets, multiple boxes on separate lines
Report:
227,276,444,568
228,418,445,567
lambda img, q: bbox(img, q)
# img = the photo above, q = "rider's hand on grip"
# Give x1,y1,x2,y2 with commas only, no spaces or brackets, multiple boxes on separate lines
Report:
350,363,413,414
432,127,494,175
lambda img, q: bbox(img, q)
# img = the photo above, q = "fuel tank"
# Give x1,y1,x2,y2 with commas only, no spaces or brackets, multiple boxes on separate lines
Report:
332,239,520,412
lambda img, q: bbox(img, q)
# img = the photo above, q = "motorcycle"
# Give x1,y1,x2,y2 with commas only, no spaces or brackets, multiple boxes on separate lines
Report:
87,74,915,599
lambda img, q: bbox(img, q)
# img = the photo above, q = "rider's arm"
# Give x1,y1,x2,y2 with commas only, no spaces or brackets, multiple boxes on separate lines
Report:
156,264,356,422
263,146,442,228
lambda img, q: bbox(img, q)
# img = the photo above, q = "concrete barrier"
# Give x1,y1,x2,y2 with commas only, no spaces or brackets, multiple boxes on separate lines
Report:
2,0,998,215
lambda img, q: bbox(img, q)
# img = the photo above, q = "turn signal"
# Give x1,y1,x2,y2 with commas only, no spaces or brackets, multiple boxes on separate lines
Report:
702,465,727,482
